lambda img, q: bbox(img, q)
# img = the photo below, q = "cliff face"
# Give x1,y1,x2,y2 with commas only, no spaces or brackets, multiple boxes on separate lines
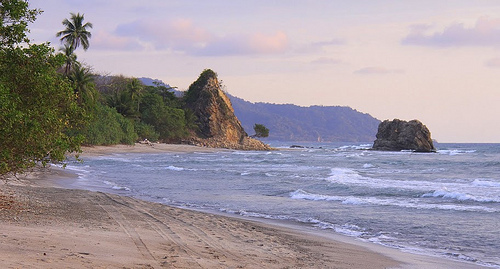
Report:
372,119,436,152
184,69,270,150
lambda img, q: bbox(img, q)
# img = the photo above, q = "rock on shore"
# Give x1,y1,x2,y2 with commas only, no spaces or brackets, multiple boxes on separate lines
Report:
184,69,271,150
372,119,436,152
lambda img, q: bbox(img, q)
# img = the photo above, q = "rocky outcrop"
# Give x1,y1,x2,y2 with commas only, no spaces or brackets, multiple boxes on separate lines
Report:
372,119,436,152
184,69,271,150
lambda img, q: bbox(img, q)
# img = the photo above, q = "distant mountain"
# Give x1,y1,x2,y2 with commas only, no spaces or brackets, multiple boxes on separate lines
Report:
139,77,380,142
229,95,380,142
138,77,168,87
138,77,183,97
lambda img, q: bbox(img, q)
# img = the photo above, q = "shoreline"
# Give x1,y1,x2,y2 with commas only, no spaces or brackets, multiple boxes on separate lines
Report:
1,143,488,268
1,175,397,269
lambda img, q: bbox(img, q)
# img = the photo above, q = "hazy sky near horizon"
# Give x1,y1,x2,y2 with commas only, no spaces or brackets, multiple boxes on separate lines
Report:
29,0,500,142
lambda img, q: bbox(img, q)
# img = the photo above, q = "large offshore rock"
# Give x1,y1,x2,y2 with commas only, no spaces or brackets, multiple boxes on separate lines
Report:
372,119,436,152
184,69,271,150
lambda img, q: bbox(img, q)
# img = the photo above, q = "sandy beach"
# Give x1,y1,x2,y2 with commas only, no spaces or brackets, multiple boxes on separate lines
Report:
0,143,486,268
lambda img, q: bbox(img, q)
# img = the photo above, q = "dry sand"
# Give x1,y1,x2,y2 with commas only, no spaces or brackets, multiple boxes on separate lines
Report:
76,143,226,157
0,143,486,268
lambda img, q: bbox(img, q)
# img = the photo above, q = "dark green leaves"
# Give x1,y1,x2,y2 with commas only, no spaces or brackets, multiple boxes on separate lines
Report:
0,0,41,48
0,44,86,175
253,124,269,138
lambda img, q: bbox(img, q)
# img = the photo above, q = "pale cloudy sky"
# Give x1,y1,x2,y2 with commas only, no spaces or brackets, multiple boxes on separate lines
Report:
29,0,500,142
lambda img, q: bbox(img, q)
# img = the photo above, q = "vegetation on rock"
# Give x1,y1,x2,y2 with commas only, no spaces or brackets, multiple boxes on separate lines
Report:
253,124,269,138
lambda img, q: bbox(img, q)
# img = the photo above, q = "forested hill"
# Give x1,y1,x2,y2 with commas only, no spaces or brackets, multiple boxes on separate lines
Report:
229,95,380,142
138,78,380,142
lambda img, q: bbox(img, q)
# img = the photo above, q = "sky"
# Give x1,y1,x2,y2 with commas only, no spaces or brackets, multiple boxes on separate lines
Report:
28,0,500,143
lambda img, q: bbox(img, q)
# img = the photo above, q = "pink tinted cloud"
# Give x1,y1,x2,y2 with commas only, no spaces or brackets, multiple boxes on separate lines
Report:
197,31,289,56
485,58,500,68
354,66,404,75
249,31,288,54
112,18,288,56
115,18,211,51
402,17,500,47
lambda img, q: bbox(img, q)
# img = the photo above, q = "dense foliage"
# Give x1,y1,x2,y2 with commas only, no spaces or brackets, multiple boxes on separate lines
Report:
183,69,217,104
253,124,269,138
90,75,193,143
1,8,86,175
0,0,40,48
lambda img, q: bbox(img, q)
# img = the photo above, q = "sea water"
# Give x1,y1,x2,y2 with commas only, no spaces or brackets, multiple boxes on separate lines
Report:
65,142,500,268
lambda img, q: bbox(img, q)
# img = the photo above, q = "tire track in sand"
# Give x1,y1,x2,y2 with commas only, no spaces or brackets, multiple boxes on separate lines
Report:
95,192,162,268
98,192,205,268
100,193,265,268
131,198,254,267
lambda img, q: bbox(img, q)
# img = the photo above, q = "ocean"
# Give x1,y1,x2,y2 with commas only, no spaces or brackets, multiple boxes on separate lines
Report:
65,142,500,268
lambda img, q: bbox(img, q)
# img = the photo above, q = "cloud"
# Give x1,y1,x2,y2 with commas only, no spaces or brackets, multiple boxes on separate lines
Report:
402,17,500,47
197,31,288,56
485,58,500,68
296,38,345,54
105,18,288,56
115,18,211,51
310,57,342,65
354,66,404,75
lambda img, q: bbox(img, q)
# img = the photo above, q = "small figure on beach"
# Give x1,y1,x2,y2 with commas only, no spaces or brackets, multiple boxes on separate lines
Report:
142,139,154,147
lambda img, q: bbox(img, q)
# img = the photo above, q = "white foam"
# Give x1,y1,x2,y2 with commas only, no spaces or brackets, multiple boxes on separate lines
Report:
325,168,500,204
308,218,366,236
166,165,184,171
103,180,131,192
327,167,365,182
472,179,500,188
422,190,474,201
290,189,498,213
337,144,372,151
422,189,500,203
438,149,476,156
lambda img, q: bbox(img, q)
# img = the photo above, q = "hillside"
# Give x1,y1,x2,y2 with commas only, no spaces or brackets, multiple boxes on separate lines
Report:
229,95,380,142
138,78,380,142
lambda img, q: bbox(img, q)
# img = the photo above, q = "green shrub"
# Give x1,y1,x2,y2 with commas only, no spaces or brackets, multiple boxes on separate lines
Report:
134,121,159,142
83,104,137,145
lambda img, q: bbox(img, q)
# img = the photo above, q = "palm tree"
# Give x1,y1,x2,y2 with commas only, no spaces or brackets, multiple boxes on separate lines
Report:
127,78,144,114
59,44,77,75
69,63,95,105
56,13,93,51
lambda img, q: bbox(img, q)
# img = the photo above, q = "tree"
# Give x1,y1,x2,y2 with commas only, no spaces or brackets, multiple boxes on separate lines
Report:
0,2,86,177
253,124,269,138
59,43,77,75
0,0,40,48
69,63,95,105
0,44,86,176
56,12,93,51
127,78,144,114
140,92,188,141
